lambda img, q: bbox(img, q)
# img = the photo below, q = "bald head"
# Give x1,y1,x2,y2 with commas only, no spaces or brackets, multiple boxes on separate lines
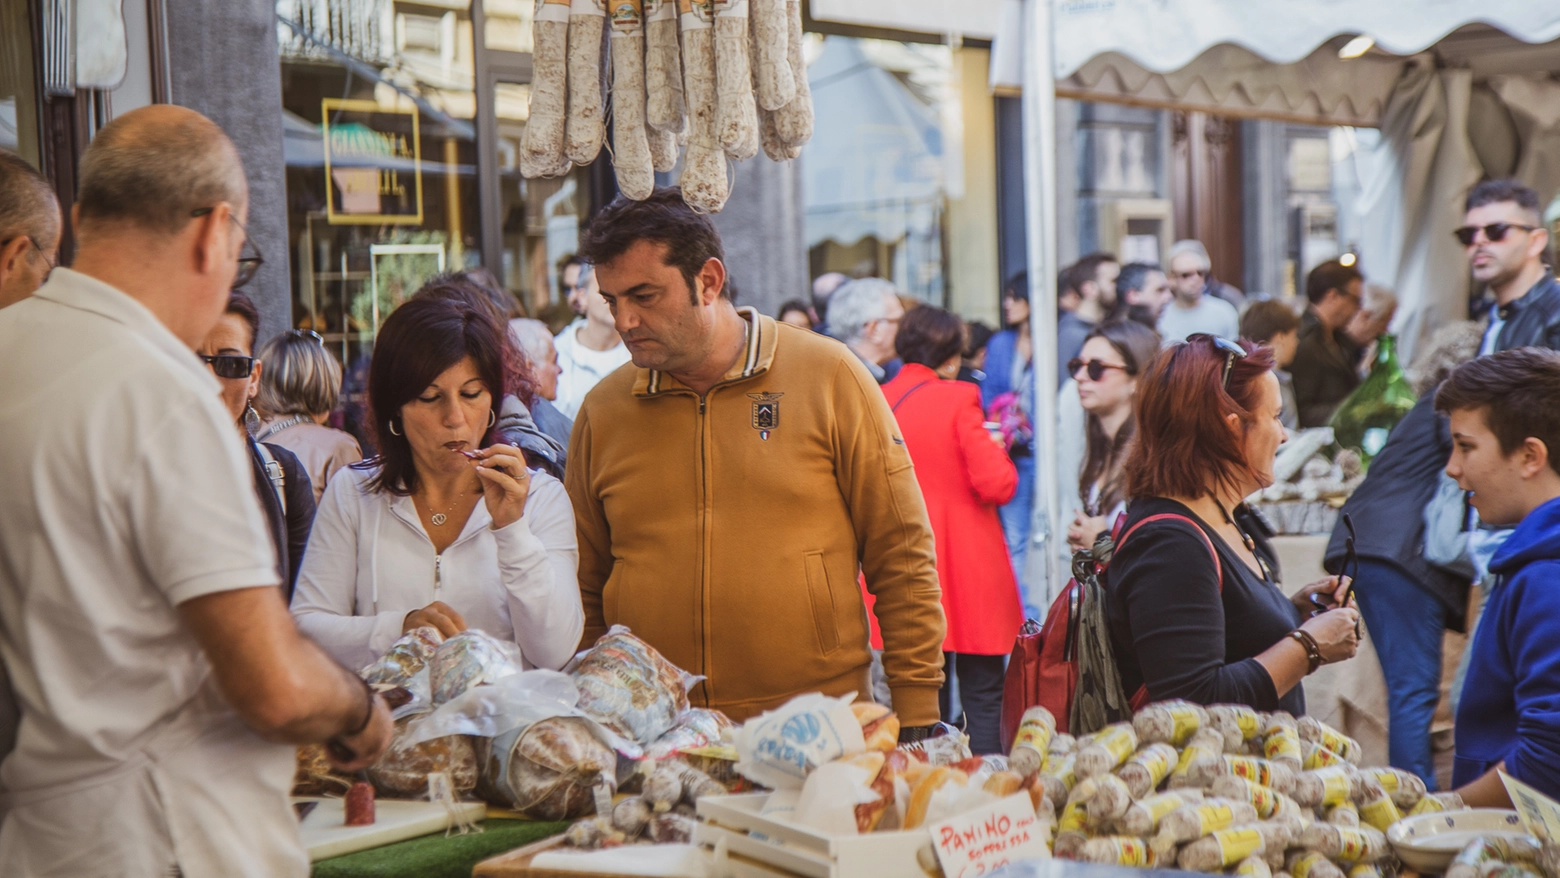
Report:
77,105,247,238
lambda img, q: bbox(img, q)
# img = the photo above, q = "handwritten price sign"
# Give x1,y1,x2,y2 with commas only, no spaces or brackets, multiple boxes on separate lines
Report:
929,792,1052,878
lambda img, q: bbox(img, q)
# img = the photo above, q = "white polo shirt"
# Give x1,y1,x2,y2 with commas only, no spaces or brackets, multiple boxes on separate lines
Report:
0,269,306,876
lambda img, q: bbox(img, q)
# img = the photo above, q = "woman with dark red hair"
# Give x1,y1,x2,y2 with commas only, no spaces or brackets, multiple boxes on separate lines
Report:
1106,335,1360,714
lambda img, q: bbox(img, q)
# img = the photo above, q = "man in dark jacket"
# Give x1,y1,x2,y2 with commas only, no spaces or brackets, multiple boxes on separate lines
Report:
1434,350,1560,806
1291,259,1364,427
1462,179,1560,354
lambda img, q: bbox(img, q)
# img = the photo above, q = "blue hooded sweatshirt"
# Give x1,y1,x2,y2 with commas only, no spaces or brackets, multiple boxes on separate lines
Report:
1452,495,1560,797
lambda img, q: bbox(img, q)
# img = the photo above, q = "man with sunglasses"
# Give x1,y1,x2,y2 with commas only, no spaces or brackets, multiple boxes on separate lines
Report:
0,106,387,876
0,149,61,310
1158,239,1240,343
1458,179,1559,356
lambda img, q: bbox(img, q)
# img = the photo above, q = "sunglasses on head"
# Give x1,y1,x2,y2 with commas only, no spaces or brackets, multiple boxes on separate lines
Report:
191,207,264,288
1067,357,1129,382
1454,222,1537,246
202,355,256,380
1311,513,1360,618
1186,333,1248,388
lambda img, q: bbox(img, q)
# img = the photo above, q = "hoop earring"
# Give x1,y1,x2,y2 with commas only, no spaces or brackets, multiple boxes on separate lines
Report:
387,420,402,436
487,410,497,429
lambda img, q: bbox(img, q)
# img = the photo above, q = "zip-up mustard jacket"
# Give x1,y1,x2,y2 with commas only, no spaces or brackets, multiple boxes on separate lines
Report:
566,309,947,725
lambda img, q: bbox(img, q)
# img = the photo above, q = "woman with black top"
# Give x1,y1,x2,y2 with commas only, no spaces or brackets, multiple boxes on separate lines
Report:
1106,334,1360,714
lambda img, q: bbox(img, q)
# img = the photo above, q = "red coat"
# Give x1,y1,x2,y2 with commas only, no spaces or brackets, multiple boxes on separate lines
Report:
863,364,1023,655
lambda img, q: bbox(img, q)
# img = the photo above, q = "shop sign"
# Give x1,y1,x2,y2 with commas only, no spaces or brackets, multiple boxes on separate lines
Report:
321,98,424,225
928,792,1051,878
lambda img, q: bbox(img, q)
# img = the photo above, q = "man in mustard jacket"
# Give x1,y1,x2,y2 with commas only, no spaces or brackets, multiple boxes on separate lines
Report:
567,188,947,733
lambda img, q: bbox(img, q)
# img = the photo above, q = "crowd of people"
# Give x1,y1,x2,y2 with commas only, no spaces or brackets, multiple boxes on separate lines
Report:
3,104,1560,874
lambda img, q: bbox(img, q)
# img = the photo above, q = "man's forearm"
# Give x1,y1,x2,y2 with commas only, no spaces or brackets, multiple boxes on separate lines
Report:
181,585,374,743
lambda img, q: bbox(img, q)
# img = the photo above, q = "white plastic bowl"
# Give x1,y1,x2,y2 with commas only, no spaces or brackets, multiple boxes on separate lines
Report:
1387,808,1534,873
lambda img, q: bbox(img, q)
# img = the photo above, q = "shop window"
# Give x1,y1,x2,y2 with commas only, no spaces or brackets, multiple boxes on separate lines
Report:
0,0,41,166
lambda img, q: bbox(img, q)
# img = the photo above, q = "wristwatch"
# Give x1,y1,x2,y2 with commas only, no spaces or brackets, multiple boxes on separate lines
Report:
898,725,937,744
1287,629,1324,674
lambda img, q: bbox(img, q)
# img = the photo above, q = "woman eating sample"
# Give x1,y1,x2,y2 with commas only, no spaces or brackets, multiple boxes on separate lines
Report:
1106,334,1360,713
290,294,583,671
1065,320,1160,552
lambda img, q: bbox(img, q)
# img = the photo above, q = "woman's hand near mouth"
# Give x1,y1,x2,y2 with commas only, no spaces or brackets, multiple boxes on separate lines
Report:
469,444,531,529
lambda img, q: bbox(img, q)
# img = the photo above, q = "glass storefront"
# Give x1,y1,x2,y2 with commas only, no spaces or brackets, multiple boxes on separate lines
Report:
275,0,589,369
0,0,41,166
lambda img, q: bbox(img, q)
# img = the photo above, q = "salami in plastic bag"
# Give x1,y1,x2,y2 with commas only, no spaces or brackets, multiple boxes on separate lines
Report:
360,626,444,686
477,716,618,819
368,716,479,798
568,626,694,745
645,708,735,760
431,630,523,706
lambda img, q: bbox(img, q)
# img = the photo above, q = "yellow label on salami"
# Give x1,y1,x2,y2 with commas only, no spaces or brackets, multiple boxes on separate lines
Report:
1314,766,1353,806
1242,779,1278,817
1265,728,1302,763
1306,744,1344,770
1213,828,1264,865
1059,801,1088,833
1291,852,1330,878
1110,837,1156,867
1144,793,1190,824
1196,803,1238,835
1043,751,1077,788
1129,744,1173,781
1014,719,1053,755
1226,755,1274,787
1409,795,1446,816
1365,768,1400,794
1172,743,1207,777
1093,725,1137,766
1318,726,1353,757
1333,827,1372,862
1234,710,1260,740
1358,796,1400,831
1168,706,1202,744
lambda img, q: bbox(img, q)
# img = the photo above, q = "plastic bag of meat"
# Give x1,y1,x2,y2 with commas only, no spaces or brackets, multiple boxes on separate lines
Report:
293,743,354,797
360,626,444,686
368,716,479,798
476,715,618,819
567,626,695,745
644,708,736,760
431,630,523,706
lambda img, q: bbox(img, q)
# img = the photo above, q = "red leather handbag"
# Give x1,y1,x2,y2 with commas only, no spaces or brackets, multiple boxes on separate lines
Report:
998,513,1220,747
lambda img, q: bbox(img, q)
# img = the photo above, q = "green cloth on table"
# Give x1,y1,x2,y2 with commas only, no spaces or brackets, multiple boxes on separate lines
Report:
311,819,568,878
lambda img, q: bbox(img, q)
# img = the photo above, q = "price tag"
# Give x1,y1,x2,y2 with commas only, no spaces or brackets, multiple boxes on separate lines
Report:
928,793,1051,878
1501,771,1560,842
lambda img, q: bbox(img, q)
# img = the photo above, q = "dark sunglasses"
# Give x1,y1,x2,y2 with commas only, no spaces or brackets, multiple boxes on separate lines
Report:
191,207,264,288
1187,333,1248,388
1173,269,1207,281
202,354,256,379
1067,357,1129,382
287,328,325,345
1454,222,1537,246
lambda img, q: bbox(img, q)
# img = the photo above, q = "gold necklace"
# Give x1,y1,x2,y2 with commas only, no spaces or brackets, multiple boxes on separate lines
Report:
424,490,466,527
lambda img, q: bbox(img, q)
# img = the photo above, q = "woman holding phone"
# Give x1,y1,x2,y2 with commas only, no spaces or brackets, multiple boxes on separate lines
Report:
1106,334,1360,714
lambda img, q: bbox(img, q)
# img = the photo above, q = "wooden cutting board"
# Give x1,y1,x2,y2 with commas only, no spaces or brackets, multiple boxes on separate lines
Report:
295,795,488,861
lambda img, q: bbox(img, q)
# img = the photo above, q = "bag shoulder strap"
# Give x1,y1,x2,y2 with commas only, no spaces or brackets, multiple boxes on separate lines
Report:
254,442,288,516
1114,513,1222,591
891,380,936,413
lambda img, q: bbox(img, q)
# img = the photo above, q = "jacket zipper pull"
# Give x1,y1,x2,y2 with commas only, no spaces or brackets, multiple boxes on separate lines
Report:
434,555,443,597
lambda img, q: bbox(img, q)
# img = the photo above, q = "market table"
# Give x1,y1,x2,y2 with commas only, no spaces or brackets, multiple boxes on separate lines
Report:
309,818,567,878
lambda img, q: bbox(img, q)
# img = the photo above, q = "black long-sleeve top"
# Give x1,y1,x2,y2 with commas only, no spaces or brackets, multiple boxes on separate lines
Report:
1105,497,1306,715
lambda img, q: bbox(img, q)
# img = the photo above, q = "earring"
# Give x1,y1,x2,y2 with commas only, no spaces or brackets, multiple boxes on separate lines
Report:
387,420,402,436
487,410,497,429
243,404,262,438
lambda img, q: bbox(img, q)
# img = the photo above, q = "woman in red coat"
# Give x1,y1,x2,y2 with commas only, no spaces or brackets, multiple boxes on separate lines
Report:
880,306,1023,753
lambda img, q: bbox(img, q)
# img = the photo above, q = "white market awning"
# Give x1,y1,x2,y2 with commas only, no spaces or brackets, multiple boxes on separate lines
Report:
808,0,1004,40
989,0,1560,127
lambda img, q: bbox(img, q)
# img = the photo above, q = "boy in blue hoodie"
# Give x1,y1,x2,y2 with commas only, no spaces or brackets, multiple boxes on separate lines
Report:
1436,347,1560,806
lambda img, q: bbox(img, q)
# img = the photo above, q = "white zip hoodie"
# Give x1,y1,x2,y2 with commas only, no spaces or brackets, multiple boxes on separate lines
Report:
290,464,584,672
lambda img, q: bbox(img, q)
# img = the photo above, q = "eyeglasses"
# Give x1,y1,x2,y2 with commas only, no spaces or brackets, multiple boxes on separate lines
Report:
202,354,257,379
191,207,264,288
1454,222,1538,246
1188,333,1248,388
1173,269,1207,281
2,235,56,282
1067,357,1129,382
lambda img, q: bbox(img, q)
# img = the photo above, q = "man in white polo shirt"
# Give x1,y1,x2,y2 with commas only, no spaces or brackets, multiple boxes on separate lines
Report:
553,262,632,418
0,106,391,876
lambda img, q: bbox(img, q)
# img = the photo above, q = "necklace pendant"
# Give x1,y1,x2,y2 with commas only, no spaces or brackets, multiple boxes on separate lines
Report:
431,513,447,526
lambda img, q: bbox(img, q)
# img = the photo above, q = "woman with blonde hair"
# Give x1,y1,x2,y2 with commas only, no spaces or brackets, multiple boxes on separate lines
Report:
256,330,362,503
